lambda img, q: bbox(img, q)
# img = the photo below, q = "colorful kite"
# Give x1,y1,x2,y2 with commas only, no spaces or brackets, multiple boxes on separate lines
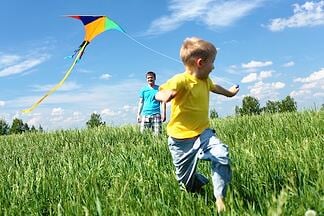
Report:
22,15,125,113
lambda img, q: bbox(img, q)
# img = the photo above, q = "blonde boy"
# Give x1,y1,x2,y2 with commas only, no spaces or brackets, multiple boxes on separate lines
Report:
155,37,239,213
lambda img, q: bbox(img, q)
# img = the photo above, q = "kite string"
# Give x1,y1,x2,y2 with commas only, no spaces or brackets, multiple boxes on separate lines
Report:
122,32,239,87
214,77,238,86
122,32,182,64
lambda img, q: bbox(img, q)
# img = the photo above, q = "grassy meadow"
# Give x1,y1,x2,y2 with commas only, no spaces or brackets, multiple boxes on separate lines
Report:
0,111,323,215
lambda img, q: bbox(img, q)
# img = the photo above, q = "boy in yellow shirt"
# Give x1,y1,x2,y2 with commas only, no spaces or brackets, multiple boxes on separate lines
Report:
155,37,239,213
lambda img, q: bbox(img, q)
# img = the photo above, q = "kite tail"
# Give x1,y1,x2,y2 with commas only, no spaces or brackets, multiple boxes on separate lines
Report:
22,41,89,113
64,41,90,61
77,41,89,60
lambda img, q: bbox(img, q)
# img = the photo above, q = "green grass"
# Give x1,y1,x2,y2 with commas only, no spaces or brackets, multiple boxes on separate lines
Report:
0,111,323,215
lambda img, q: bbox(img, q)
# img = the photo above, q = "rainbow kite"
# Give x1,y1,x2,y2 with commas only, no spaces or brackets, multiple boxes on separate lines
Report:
22,15,125,113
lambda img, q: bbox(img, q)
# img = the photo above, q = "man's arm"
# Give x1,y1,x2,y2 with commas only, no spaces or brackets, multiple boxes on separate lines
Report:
137,98,144,123
211,84,239,97
155,90,177,103
161,102,166,122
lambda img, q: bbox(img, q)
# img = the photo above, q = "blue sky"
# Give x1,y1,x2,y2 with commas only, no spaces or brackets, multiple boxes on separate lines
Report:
0,0,323,130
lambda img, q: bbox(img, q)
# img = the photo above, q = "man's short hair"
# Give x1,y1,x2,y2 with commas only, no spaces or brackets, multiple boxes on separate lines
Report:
146,71,156,78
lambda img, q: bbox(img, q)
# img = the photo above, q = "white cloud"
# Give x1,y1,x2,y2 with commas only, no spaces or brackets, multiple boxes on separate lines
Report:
0,101,5,107
0,54,21,66
282,61,295,67
0,55,49,77
290,89,311,98
242,60,273,69
27,115,42,127
294,68,324,83
101,108,120,117
314,92,324,97
122,105,137,113
51,107,64,116
146,0,264,35
272,82,285,89
259,70,272,79
241,70,273,83
51,107,64,122
12,112,21,121
248,81,285,100
267,1,324,31
291,68,324,98
64,111,84,123
72,111,82,117
226,64,240,74
204,0,264,27
241,73,257,83
100,73,112,80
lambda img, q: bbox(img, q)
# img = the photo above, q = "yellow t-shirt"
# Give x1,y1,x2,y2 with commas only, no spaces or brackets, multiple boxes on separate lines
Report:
160,72,214,139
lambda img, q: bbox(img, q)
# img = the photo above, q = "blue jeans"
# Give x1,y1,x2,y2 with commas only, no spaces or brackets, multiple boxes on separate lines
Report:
168,128,231,198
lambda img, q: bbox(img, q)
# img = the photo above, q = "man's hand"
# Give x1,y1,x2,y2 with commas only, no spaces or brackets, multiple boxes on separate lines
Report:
161,114,166,122
137,115,141,123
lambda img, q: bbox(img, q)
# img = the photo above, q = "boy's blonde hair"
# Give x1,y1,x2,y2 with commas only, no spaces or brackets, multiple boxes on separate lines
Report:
180,37,217,67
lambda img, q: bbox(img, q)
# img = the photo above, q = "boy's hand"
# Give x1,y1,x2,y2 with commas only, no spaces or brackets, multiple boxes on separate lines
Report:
228,85,239,96
211,84,239,97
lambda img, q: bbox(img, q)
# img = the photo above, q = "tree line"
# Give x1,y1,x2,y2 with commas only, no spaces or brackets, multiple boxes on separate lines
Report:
0,118,43,136
210,95,299,119
0,113,105,136
235,95,297,116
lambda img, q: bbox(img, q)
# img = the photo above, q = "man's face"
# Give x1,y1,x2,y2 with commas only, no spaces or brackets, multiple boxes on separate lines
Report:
146,74,155,85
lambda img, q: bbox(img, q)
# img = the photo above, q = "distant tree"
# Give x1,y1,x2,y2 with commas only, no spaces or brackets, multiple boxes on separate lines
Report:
235,105,240,116
22,123,30,132
0,119,9,135
38,125,44,133
264,100,280,113
279,96,297,112
86,113,106,128
210,108,219,119
321,104,324,111
237,96,261,116
9,118,24,134
30,125,37,133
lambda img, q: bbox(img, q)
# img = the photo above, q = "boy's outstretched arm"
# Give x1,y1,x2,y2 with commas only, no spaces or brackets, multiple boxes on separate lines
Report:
211,84,239,97
155,90,177,103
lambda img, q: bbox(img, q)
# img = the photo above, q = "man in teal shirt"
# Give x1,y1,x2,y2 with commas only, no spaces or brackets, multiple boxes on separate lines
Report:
137,71,166,134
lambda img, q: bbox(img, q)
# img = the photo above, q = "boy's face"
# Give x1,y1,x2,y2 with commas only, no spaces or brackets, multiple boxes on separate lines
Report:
198,55,215,79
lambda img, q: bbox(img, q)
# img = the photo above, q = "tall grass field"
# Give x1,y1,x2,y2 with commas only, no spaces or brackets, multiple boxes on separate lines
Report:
0,111,323,215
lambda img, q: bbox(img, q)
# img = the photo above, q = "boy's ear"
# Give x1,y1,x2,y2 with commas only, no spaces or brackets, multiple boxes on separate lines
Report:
196,58,204,67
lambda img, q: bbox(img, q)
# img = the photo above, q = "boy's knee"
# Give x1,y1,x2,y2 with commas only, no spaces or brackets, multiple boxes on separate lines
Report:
210,144,230,164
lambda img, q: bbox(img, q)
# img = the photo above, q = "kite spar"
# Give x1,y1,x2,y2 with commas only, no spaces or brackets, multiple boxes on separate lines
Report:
22,15,125,113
